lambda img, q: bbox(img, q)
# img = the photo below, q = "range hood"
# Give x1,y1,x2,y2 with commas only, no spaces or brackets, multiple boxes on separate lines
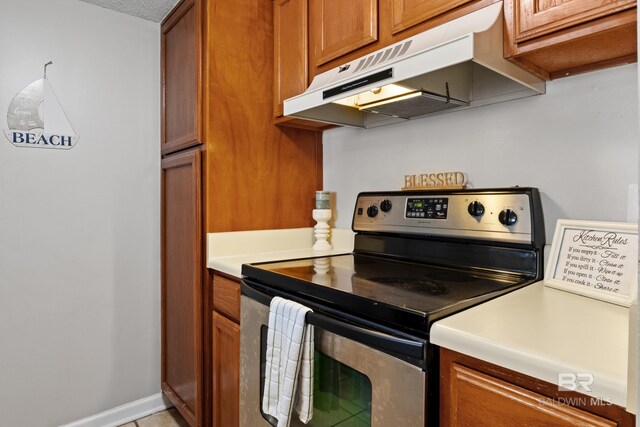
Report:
284,2,545,128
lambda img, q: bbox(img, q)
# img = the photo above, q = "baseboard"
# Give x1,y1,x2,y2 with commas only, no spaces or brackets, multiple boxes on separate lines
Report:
59,393,172,427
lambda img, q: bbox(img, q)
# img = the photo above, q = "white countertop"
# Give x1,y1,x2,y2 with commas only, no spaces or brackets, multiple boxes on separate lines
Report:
431,281,634,411
207,227,355,278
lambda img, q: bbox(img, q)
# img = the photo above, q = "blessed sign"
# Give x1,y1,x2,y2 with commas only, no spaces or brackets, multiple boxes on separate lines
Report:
545,220,638,306
402,172,466,190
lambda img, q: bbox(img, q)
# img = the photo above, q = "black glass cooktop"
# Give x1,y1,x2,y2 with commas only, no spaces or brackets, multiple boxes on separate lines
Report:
242,254,533,335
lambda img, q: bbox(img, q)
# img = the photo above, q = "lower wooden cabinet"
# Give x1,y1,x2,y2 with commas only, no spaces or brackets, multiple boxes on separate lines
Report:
440,348,635,426
211,273,241,427
161,147,203,426
212,312,240,427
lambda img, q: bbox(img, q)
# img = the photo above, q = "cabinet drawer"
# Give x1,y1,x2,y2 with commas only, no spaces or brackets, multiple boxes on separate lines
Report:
213,275,240,322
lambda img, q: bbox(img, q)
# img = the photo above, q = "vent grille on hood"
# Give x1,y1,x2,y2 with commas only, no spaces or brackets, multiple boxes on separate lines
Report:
351,41,413,74
284,2,545,129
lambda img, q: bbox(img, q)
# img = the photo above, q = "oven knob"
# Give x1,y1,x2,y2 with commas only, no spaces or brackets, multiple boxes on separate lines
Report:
498,209,518,226
367,205,379,218
380,199,392,212
467,201,485,217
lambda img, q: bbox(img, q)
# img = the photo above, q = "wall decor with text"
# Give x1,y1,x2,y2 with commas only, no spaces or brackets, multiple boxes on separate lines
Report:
545,219,638,306
4,62,78,150
402,171,467,190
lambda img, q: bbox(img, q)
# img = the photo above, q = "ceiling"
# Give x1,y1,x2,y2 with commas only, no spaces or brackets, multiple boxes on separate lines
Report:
78,0,180,23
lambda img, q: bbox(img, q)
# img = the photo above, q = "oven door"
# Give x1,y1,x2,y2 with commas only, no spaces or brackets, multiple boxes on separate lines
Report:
240,281,427,427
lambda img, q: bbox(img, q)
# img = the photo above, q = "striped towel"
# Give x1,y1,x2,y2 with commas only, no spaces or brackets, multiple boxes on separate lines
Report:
262,297,314,426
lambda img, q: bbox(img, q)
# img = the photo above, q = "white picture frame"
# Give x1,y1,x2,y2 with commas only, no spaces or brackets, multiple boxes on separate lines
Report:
545,219,638,307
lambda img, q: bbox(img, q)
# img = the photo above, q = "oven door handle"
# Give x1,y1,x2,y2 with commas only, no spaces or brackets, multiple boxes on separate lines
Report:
305,311,424,360
242,281,425,361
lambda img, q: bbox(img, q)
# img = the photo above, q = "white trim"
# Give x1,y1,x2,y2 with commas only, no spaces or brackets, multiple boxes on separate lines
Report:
58,393,172,427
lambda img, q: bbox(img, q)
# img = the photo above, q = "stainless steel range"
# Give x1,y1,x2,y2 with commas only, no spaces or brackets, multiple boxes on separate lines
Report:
240,188,545,426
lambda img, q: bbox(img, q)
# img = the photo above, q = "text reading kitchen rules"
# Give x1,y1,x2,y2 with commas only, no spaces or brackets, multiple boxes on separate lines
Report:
545,220,638,306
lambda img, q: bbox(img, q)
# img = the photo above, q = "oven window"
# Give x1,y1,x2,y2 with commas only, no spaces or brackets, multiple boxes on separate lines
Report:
260,326,372,426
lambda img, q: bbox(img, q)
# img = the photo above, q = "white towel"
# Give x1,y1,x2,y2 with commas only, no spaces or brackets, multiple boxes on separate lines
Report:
262,297,314,427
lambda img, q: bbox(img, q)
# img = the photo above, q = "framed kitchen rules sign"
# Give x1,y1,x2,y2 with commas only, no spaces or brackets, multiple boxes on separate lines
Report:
545,220,638,306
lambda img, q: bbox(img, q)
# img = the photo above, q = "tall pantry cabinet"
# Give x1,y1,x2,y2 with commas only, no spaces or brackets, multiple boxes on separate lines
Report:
160,0,323,425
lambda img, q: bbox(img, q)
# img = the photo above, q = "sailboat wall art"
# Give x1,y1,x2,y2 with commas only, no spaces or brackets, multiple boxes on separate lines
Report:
4,62,78,150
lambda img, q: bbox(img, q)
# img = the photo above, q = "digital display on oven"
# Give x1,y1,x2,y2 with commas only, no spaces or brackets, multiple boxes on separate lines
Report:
406,198,448,219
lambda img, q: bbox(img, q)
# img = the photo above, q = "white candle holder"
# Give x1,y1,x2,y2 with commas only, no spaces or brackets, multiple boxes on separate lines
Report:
312,257,331,285
312,209,332,251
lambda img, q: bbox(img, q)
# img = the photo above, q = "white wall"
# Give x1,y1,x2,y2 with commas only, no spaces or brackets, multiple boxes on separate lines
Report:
0,1,160,426
324,64,639,243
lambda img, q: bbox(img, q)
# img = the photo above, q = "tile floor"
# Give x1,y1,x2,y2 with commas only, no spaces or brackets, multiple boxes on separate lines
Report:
119,408,189,427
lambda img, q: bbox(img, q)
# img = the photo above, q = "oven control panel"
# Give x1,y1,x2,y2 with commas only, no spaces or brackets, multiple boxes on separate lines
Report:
352,189,543,245
405,197,448,219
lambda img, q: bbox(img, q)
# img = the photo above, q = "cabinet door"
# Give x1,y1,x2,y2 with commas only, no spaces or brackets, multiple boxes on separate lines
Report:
310,0,378,67
162,0,202,155
274,0,309,117
514,0,636,42
212,312,240,427
162,148,202,426
390,0,474,34
440,349,635,426
444,363,616,426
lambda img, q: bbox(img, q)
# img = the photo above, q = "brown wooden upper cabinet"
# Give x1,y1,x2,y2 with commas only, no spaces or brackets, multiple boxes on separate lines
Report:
504,0,637,79
390,0,475,34
310,0,379,67
306,0,494,75
274,0,336,130
513,0,635,42
161,0,203,155
274,0,309,118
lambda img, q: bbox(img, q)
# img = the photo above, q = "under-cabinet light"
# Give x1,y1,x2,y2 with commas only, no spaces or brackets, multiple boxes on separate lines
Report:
332,84,417,109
